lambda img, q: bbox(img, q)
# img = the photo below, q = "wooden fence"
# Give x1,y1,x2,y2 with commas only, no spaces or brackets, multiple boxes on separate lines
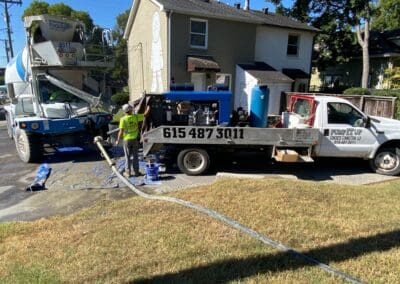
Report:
284,92,398,119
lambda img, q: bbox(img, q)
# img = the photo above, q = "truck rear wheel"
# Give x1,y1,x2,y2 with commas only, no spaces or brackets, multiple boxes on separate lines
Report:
15,129,43,163
177,148,210,175
370,147,400,176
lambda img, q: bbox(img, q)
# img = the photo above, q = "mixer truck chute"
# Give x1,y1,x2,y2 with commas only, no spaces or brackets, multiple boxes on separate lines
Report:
4,15,114,163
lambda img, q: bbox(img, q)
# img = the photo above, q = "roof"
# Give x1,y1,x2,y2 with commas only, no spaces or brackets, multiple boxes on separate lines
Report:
237,62,293,84
282,68,309,79
124,0,318,39
368,29,400,56
187,55,220,72
238,61,276,71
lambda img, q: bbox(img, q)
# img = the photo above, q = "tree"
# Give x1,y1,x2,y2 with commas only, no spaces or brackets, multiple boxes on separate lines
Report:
47,3,72,16
372,0,400,30
71,11,94,32
267,0,376,88
22,1,94,32
22,1,49,19
111,9,130,87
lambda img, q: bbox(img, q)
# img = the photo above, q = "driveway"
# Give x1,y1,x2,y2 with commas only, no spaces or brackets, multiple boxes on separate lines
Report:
0,120,398,222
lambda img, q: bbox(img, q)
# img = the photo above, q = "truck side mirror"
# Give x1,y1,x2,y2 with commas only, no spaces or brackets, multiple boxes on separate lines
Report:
363,116,371,128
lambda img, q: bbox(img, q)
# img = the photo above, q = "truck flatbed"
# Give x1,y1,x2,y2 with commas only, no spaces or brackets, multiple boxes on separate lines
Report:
142,125,320,156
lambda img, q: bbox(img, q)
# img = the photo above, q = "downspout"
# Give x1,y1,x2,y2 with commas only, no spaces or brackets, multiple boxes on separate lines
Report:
167,10,172,91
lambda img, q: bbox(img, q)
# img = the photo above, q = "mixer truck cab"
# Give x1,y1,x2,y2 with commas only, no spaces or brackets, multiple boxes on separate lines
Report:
141,91,400,176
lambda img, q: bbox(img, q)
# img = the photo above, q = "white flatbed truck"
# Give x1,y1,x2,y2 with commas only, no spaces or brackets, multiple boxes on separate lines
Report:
142,93,400,176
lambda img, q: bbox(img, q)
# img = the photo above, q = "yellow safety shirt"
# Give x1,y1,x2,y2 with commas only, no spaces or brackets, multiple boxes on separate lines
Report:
119,114,144,141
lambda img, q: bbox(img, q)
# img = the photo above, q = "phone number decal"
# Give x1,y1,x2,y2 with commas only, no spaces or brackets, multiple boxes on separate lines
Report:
163,127,244,139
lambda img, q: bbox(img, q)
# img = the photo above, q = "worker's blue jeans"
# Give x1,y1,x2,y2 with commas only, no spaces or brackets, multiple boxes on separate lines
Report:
123,139,139,175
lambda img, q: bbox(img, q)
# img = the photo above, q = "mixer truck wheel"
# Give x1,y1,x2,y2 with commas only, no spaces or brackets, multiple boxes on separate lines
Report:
15,129,43,163
5,112,13,139
177,148,210,175
369,147,400,176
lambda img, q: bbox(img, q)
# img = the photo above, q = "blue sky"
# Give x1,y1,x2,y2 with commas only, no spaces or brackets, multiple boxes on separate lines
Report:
1,0,293,67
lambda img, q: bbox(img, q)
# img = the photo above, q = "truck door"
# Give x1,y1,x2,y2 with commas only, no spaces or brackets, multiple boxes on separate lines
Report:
317,101,376,158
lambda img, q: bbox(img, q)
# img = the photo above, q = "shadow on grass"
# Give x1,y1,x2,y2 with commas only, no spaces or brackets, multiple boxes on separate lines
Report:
132,229,400,283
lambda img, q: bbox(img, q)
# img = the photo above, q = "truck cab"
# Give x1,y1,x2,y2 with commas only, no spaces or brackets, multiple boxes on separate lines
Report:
289,95,400,175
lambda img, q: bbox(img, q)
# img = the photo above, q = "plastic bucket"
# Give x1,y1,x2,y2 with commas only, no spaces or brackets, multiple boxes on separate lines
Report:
145,163,159,181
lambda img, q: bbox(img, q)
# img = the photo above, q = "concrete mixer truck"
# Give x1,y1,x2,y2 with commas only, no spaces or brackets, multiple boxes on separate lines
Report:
4,15,114,162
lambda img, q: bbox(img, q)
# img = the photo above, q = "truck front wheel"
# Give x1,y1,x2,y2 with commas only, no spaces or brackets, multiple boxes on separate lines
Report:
15,129,43,163
370,147,400,176
177,148,210,175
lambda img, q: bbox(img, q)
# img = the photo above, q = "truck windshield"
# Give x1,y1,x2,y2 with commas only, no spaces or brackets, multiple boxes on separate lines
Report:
327,103,364,126
38,79,85,104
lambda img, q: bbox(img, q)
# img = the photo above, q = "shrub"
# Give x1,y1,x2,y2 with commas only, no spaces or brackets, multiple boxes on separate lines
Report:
111,91,129,106
343,87,371,96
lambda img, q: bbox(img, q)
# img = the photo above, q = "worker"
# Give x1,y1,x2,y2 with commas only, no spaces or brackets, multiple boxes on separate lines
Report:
115,103,144,177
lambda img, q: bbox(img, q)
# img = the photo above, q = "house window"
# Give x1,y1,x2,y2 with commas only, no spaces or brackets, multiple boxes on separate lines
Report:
190,18,208,49
287,34,299,56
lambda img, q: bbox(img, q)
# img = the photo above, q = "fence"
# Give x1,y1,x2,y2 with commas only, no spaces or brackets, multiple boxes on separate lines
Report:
284,92,398,119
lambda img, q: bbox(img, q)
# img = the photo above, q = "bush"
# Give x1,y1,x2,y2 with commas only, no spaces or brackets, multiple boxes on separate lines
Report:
111,91,129,106
343,87,371,96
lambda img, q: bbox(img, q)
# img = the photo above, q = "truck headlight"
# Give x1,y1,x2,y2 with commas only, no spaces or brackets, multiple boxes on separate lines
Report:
31,122,39,130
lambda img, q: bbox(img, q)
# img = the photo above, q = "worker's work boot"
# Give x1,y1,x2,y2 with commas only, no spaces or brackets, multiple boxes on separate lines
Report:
123,171,131,178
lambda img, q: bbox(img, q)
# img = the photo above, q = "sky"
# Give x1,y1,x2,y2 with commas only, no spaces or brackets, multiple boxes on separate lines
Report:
0,0,293,67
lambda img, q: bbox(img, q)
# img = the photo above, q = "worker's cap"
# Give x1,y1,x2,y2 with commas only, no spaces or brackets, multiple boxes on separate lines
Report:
122,103,132,113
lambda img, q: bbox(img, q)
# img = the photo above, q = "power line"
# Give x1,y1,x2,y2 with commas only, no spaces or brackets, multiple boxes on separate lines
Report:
0,0,22,62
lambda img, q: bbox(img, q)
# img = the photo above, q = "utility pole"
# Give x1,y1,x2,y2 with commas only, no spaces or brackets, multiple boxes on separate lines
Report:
0,0,22,62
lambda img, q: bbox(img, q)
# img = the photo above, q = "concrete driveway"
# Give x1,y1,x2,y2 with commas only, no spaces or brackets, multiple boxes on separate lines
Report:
0,120,398,222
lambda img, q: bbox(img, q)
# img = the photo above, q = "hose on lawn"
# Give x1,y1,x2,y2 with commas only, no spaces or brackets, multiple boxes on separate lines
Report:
94,136,365,284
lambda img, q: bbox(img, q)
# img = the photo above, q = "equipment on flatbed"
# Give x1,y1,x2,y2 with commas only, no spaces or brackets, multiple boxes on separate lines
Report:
4,15,114,162
143,91,231,128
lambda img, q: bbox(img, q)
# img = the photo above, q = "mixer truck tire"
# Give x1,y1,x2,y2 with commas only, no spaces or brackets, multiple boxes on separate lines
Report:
5,112,13,139
177,148,210,175
369,147,400,176
14,129,43,163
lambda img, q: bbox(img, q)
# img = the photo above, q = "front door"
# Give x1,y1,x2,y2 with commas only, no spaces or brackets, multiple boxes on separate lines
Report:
191,72,206,91
317,101,376,157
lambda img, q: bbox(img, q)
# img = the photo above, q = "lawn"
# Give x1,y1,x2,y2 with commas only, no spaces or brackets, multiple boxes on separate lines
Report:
0,177,399,283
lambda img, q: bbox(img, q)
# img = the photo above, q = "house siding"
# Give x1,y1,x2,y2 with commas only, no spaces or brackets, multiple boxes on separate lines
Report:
127,0,168,101
170,13,256,92
255,26,314,73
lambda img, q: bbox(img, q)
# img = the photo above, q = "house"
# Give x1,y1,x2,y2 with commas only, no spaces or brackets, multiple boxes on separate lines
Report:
310,29,400,91
124,0,318,112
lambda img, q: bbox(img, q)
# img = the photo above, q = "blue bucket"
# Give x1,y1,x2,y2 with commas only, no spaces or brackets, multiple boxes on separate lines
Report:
145,163,159,181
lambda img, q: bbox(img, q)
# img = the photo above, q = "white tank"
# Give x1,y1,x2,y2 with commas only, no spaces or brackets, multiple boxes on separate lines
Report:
5,47,30,84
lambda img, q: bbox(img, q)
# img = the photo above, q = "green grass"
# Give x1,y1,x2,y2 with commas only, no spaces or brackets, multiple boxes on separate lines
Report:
0,178,399,283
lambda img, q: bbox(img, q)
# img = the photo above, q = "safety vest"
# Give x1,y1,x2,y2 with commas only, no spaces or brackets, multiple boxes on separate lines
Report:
119,114,144,140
